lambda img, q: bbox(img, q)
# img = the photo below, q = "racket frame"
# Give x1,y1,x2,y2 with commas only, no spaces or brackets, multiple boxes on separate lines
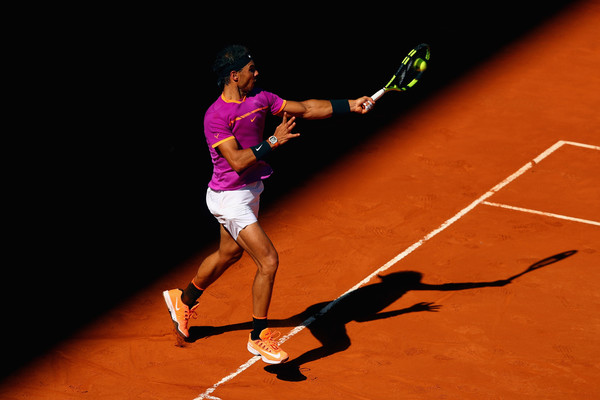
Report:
363,43,430,110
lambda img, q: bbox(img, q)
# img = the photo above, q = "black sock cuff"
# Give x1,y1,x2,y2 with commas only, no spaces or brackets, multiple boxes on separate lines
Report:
182,281,203,306
251,317,268,340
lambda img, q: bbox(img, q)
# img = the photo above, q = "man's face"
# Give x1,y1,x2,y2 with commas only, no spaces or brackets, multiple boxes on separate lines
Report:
235,61,258,93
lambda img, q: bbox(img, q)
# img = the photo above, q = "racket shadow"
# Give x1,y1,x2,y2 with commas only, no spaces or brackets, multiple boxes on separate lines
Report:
506,249,577,281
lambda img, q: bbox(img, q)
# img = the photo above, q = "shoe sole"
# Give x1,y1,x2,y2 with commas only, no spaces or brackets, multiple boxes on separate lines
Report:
247,342,289,364
162,290,188,339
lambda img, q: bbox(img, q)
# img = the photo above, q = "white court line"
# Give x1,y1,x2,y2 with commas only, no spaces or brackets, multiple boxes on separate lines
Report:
483,201,600,226
194,140,597,400
560,141,600,151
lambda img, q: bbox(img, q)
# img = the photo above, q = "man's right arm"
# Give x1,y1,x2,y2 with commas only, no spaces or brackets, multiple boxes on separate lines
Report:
217,113,300,173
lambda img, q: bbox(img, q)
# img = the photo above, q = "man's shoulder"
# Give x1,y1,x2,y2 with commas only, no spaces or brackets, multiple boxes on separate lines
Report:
248,87,279,100
204,97,230,132
204,96,228,120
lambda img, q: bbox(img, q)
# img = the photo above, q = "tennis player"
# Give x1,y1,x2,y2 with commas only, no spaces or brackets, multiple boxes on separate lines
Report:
163,45,373,364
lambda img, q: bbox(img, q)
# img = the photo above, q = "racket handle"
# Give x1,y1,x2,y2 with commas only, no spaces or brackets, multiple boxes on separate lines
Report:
371,88,385,102
362,88,385,111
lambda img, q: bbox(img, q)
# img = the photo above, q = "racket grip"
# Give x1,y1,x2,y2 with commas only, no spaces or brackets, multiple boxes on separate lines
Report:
362,88,385,111
371,88,385,102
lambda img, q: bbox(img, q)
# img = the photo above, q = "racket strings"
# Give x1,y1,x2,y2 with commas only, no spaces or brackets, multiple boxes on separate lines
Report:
389,46,429,90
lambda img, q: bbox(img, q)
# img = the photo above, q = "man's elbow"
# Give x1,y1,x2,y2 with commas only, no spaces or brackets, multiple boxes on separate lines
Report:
229,158,251,173
230,162,246,173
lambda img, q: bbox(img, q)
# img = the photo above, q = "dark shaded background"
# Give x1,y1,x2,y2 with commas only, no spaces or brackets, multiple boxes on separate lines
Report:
3,1,578,379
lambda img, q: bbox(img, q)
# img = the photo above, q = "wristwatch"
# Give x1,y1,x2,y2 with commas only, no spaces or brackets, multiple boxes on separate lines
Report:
268,135,279,147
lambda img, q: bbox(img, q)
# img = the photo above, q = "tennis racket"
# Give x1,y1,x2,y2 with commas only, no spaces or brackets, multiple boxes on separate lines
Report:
362,43,431,111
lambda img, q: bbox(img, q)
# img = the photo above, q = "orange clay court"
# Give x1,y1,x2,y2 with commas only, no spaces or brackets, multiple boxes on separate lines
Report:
2,2,599,399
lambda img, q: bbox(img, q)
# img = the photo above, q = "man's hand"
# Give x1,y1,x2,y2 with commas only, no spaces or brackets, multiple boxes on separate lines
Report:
272,112,301,147
350,96,375,114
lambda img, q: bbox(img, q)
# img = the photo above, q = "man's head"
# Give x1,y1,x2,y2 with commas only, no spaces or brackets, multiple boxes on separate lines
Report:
213,45,257,91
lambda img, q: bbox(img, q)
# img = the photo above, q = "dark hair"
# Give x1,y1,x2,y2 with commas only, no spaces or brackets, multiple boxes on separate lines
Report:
213,45,253,88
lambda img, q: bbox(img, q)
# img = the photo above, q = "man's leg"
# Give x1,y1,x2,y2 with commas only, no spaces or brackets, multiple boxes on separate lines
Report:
235,222,278,320
188,225,244,297
236,222,289,364
163,225,243,338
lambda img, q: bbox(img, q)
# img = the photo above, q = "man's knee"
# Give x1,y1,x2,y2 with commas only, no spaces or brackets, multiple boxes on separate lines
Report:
259,250,279,277
220,247,244,266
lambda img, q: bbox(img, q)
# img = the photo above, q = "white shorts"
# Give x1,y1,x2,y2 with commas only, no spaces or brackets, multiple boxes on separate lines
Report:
206,181,264,240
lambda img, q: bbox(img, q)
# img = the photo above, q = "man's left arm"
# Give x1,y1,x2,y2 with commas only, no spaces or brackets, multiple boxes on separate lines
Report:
280,97,373,120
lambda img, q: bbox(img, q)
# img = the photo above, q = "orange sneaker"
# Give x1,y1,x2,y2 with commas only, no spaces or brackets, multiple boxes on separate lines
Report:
162,289,199,338
247,328,289,364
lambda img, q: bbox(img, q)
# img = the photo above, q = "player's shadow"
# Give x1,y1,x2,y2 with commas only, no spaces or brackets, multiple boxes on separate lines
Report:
187,250,576,381
264,250,577,381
